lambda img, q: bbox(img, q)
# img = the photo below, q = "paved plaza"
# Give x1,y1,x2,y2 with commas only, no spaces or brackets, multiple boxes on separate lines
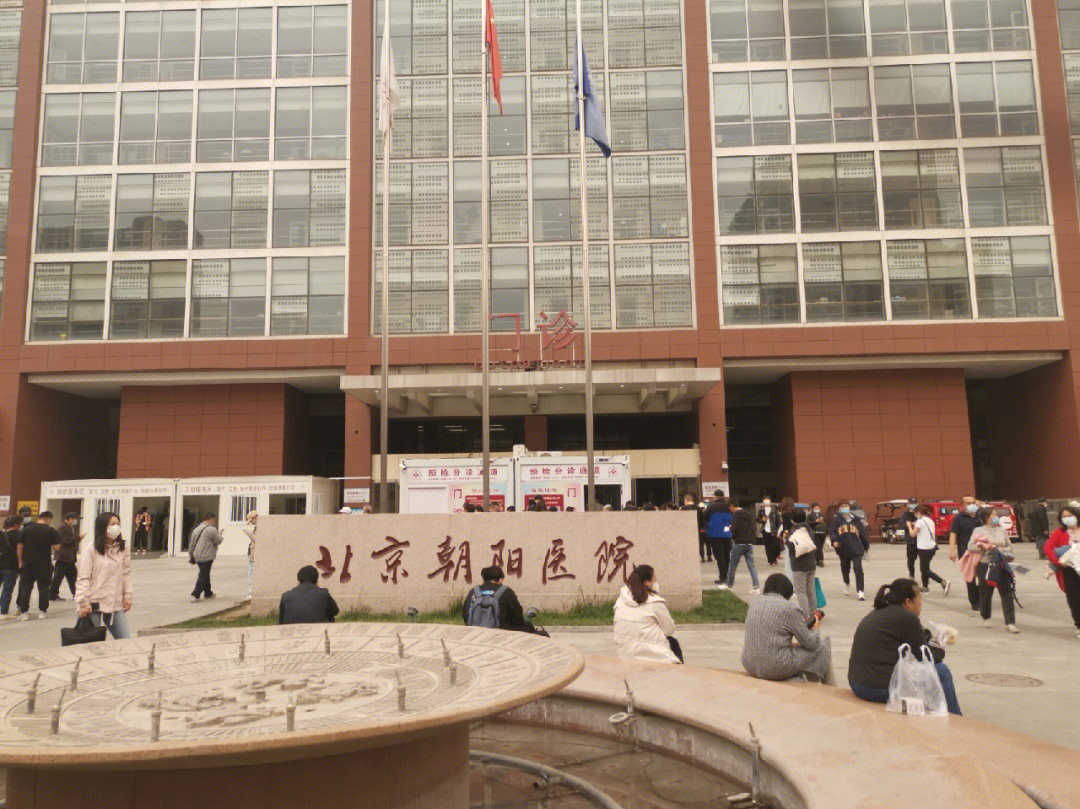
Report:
2,543,1076,750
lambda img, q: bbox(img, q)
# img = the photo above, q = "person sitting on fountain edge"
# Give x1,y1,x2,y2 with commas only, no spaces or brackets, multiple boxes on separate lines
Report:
279,565,340,624
463,565,545,635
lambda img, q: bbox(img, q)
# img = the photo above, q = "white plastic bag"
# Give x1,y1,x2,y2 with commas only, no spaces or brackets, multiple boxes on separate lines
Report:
885,643,948,717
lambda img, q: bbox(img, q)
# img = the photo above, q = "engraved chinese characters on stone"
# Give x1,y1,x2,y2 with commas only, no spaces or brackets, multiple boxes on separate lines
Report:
490,539,523,578
371,536,410,584
542,538,575,584
427,536,472,583
595,535,634,584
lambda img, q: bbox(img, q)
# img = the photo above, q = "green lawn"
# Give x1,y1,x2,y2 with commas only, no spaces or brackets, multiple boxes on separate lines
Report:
168,589,747,630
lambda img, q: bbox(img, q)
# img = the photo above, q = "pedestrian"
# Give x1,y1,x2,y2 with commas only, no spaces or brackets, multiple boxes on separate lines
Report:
785,509,819,614
901,498,919,578
911,504,950,595
278,565,339,624
133,507,151,555
613,564,682,663
829,499,868,600
808,503,827,567
847,578,962,715
702,491,732,587
947,495,982,614
463,565,543,634
779,496,796,539
49,513,81,602
243,510,257,602
0,515,20,620
15,511,60,620
683,492,710,563
74,512,132,639
1043,505,1080,638
188,512,222,602
758,496,781,565
967,506,1017,633
1029,498,1051,558
742,573,834,684
727,497,761,593
1012,501,1026,544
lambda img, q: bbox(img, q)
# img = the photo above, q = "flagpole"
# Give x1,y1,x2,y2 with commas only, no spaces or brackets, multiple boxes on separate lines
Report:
480,0,492,511
379,2,392,513
575,10,596,511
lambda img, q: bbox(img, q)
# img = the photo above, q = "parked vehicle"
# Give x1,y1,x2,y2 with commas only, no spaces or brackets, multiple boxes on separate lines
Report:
875,500,910,544
986,501,1019,541
924,500,962,542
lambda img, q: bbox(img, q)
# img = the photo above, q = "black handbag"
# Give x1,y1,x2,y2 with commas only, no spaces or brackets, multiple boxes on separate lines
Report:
61,615,107,646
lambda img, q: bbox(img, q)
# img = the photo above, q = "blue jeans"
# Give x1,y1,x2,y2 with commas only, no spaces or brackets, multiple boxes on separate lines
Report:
849,661,962,716
91,609,132,639
727,543,759,589
0,568,16,614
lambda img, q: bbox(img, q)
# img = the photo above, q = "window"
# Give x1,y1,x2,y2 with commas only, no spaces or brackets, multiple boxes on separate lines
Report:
710,0,785,62
950,0,1029,52
42,92,115,166
275,87,347,160
964,147,1046,227
716,154,794,234
614,243,692,327
531,75,575,154
196,89,270,163
36,175,111,252
528,0,601,71
0,8,21,86
372,249,449,333
886,239,971,319
452,249,482,331
608,0,682,68
114,173,190,251
118,91,192,164
123,11,195,82
880,149,962,229
277,5,347,78
374,161,449,246
193,172,268,249
1066,54,1080,135
712,71,789,147
273,170,346,247
490,246,529,326
199,8,272,80
0,174,8,253
867,0,948,55
956,61,1038,137
46,12,119,84
191,258,267,337
533,244,612,329
874,64,955,140
1061,0,1080,50
376,0,448,75
270,256,345,335
971,236,1056,318
230,496,257,523
793,68,871,143
29,261,107,340
803,241,884,321
489,76,526,156
489,160,529,241
610,71,684,151
719,244,799,324
453,161,480,244
0,89,11,168
376,78,448,158
612,155,688,239
532,157,608,242
109,259,186,339
798,152,878,232
789,0,866,59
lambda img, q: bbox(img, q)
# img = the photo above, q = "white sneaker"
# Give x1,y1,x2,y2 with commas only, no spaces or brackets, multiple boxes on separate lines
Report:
0,612,12,621
37,612,47,620
1075,628,1080,639
982,618,992,627
751,587,761,595
1005,624,1019,634
17,612,28,622
190,597,200,603
843,585,849,597
857,592,865,601
717,583,729,591
942,581,952,597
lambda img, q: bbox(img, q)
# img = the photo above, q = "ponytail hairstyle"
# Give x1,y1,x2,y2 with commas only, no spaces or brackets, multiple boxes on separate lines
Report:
873,577,919,610
627,564,655,605
975,506,994,526
94,511,125,555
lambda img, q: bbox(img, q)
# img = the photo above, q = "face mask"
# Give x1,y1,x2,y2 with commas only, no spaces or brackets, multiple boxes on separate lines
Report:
106,525,121,540
965,503,978,515
762,500,771,506
1064,515,1078,528
839,507,851,516
652,582,660,594
991,516,1000,526
813,508,820,514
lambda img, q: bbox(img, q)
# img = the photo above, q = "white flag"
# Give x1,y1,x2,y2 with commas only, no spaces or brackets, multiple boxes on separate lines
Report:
378,35,399,133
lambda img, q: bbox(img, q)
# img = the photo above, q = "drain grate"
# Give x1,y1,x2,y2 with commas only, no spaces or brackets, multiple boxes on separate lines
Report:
965,673,1043,688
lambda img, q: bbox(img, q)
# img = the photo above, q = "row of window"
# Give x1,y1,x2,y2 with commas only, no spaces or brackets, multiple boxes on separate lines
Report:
720,235,1056,324
711,0,1032,62
713,60,1038,148
41,87,346,166
35,170,345,253
46,7,347,84
28,256,345,341
1059,23,1080,214
718,146,1046,234
0,8,19,87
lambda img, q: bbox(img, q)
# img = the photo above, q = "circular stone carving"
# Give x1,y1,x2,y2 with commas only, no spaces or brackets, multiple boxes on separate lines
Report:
964,673,1043,688
0,623,583,768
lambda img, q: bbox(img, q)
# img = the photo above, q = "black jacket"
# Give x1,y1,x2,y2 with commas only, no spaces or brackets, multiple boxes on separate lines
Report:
1028,504,1050,538
829,515,868,558
786,529,817,572
900,509,918,542
278,582,339,624
0,529,17,570
848,604,943,690
807,512,828,537
730,509,757,544
462,582,530,631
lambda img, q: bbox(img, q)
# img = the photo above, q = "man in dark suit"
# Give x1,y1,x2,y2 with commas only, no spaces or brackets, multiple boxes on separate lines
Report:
279,565,340,624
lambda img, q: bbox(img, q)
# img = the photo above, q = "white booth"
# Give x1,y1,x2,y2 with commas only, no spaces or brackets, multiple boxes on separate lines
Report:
40,479,178,554
398,458,514,513
515,455,631,511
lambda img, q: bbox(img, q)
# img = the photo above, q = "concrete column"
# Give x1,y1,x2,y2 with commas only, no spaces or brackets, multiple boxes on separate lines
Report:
696,385,728,484
524,415,547,451
344,397,374,491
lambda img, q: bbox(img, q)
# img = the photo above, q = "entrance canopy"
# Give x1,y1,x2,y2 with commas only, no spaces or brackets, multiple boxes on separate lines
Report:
339,366,723,417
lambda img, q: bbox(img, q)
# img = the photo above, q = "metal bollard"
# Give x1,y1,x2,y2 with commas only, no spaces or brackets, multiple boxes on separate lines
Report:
70,657,81,691
148,643,156,675
286,694,296,732
396,632,404,659
150,693,162,742
50,688,66,735
26,673,40,714
440,639,451,667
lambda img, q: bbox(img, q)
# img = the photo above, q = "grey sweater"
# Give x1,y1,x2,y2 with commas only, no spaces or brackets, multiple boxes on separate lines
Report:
742,593,832,681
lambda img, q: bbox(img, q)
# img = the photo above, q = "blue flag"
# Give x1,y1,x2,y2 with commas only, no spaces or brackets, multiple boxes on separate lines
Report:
574,41,611,157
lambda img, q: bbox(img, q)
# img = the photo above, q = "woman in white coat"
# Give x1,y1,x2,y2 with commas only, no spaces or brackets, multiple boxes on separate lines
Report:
613,564,682,663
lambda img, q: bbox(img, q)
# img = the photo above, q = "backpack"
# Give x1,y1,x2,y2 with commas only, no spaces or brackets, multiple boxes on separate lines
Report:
466,585,507,628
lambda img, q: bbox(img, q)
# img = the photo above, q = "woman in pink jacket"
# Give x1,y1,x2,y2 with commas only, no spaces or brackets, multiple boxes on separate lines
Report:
74,512,132,639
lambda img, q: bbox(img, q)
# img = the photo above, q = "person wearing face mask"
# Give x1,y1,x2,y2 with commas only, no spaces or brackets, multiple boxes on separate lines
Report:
74,512,133,639
913,504,951,596
758,497,782,565
1044,506,1080,638
829,500,868,599
967,507,1016,633
901,498,920,579
807,503,827,567
948,496,982,613
613,564,682,663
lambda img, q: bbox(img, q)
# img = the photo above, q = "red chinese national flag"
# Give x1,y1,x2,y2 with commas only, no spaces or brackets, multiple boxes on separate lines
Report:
485,0,503,114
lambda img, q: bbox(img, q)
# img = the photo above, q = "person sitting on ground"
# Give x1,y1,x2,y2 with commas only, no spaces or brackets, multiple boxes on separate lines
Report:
279,565,339,624
848,577,962,715
613,564,682,663
463,565,542,633
741,573,834,683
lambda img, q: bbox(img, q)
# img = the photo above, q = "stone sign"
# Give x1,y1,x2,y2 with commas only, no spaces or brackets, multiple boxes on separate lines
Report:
251,512,701,616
